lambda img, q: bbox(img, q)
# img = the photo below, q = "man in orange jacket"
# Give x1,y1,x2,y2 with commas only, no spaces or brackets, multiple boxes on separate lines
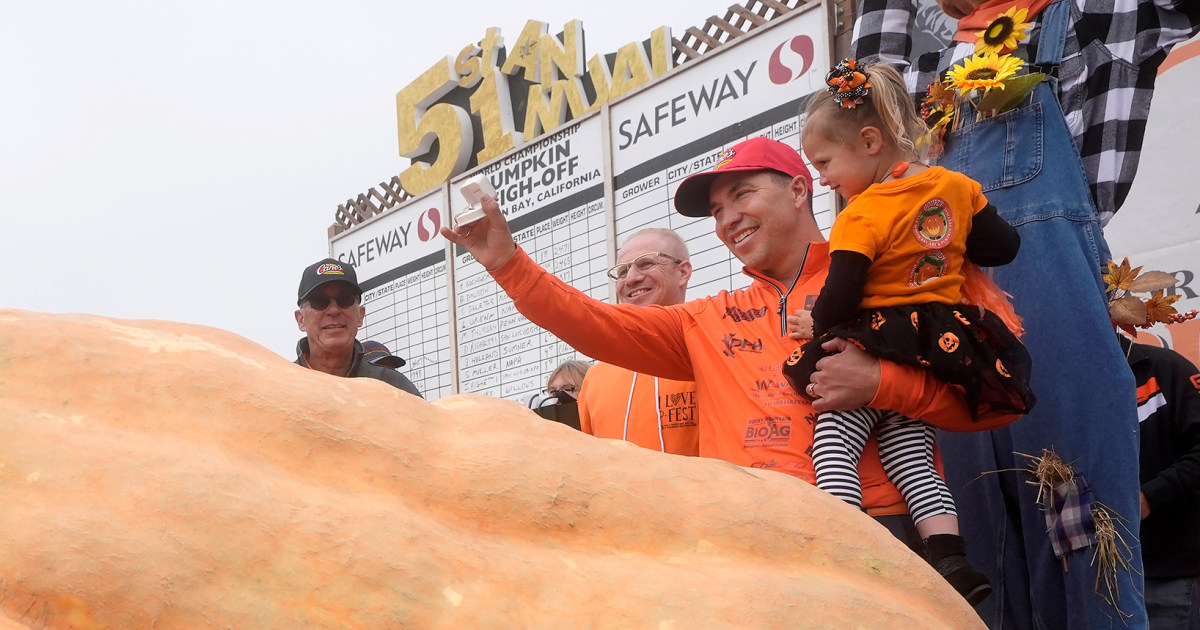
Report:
577,228,700,456
442,136,1019,517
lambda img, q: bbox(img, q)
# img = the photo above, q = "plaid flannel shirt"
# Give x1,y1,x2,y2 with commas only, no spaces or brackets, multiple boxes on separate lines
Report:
852,0,1200,225
1046,473,1098,557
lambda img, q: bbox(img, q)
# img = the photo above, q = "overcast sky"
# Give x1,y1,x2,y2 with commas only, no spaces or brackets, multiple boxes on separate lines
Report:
1,1,706,359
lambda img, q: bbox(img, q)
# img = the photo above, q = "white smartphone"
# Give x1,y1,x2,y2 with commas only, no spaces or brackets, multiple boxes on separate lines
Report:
454,174,497,228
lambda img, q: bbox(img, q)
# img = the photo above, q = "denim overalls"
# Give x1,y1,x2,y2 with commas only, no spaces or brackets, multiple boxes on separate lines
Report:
933,1,1145,627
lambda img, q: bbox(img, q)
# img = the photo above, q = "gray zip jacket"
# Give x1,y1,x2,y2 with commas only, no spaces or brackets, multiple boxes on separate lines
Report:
294,338,422,399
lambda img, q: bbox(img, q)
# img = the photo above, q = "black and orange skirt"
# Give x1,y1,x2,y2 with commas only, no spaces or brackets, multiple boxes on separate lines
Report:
783,303,1036,419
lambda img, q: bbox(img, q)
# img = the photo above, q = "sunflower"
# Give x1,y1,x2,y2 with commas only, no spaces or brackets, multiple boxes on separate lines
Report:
922,98,956,138
928,106,955,137
923,103,955,130
923,110,954,157
975,7,1032,55
947,53,1025,95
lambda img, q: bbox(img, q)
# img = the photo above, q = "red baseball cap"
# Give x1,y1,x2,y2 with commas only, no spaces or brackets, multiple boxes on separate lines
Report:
673,137,813,217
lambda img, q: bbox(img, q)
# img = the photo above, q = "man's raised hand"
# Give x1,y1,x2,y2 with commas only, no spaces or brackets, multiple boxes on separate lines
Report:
440,194,518,271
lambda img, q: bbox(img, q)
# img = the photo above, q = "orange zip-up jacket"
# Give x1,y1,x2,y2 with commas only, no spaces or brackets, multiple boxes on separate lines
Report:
492,242,1020,514
577,362,700,456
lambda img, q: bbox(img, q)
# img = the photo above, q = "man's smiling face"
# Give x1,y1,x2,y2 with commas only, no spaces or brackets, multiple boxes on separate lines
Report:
707,170,810,281
614,232,691,307
294,282,365,357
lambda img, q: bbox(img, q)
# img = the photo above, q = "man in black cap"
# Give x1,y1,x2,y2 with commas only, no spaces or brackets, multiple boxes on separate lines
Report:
294,258,421,397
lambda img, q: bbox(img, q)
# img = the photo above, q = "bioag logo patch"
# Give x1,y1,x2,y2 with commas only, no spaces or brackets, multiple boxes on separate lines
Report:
317,263,345,275
743,416,791,448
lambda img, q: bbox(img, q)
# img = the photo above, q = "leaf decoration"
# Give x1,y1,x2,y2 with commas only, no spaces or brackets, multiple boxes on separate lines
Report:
1104,258,1186,331
924,78,957,111
1144,290,1182,324
1109,295,1148,325
1127,270,1177,293
1103,257,1142,293
975,72,1046,115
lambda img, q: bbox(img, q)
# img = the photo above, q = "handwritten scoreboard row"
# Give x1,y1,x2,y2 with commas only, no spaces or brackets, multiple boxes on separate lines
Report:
330,6,834,401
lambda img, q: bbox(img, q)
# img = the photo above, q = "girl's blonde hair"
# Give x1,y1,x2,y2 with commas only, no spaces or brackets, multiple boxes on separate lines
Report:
804,62,928,160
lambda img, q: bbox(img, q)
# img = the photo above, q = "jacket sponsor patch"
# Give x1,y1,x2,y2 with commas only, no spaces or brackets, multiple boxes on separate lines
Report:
722,334,764,358
743,416,791,447
722,306,770,322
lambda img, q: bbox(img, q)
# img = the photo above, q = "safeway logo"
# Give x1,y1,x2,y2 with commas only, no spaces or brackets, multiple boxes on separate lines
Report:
416,207,441,242
768,35,815,85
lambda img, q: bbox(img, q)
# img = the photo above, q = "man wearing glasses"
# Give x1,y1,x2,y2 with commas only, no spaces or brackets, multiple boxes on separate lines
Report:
576,228,699,456
293,258,422,397
442,136,1021,524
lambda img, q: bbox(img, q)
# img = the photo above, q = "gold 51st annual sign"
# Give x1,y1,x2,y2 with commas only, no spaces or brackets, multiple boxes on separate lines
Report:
395,19,673,195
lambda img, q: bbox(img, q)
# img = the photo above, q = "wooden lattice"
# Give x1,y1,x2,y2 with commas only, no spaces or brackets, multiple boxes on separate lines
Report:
671,0,813,65
329,0,821,235
329,176,412,238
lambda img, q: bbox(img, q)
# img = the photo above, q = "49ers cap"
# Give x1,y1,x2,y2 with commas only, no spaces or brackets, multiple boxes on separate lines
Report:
673,137,813,217
297,258,361,306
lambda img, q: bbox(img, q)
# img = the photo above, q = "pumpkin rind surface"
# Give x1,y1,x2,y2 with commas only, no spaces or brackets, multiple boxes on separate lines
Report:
0,310,985,629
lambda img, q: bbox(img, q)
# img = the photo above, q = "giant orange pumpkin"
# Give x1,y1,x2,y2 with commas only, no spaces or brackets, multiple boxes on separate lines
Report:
0,310,984,629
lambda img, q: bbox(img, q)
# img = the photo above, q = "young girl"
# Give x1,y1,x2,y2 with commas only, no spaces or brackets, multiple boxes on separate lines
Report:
782,60,1035,606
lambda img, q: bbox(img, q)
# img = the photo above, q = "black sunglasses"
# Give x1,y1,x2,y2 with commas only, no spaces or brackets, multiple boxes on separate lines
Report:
306,292,360,310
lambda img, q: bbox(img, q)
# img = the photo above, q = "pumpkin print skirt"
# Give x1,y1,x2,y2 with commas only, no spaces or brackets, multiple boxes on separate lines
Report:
783,302,1036,419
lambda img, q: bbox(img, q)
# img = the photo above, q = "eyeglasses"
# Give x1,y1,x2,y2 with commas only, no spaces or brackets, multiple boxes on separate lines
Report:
606,252,684,281
546,385,579,397
306,292,360,310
